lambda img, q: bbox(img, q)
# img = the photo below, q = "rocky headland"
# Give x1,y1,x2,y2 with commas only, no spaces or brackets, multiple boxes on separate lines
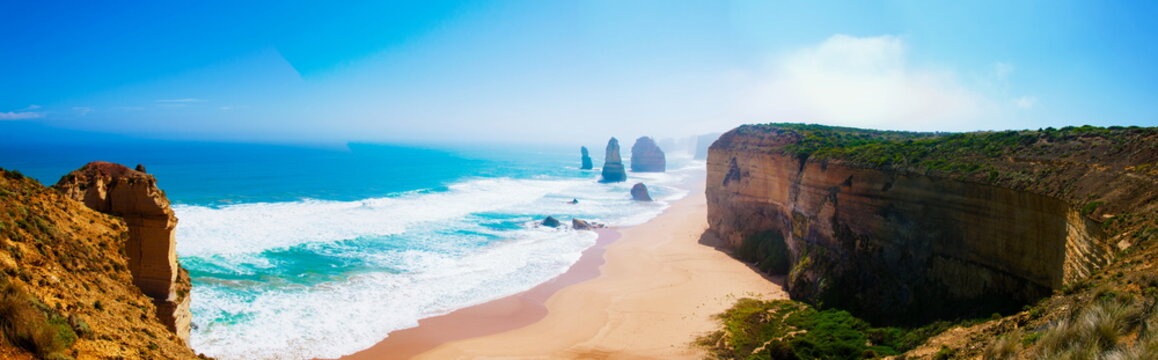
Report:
0,166,198,359
600,137,627,183
702,124,1158,359
53,162,192,342
630,136,666,172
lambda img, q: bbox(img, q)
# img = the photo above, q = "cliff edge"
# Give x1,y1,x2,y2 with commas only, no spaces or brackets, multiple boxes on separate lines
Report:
706,124,1157,324
52,162,192,342
0,167,198,359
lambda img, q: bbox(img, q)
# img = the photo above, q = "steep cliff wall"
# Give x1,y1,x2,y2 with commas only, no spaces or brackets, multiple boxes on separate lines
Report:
0,168,198,359
706,124,1157,323
53,162,192,342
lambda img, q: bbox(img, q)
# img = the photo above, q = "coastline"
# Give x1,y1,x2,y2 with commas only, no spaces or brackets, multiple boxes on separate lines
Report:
339,180,786,359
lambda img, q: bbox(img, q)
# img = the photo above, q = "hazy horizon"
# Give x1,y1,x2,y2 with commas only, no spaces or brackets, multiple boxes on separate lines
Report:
3,1,1157,146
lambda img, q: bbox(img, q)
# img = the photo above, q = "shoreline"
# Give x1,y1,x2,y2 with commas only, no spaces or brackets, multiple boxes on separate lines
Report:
335,228,622,359
339,180,786,359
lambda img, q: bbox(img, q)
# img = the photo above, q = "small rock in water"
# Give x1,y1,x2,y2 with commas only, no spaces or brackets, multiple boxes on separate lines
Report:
631,183,652,201
541,216,561,227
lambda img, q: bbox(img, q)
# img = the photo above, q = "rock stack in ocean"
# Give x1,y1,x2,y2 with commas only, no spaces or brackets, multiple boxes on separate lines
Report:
630,136,666,172
631,183,653,201
54,161,192,342
580,146,593,170
600,137,627,182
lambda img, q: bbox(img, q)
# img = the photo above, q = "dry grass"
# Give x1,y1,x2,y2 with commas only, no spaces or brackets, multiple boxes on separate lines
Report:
1035,299,1152,359
0,278,73,359
982,332,1020,360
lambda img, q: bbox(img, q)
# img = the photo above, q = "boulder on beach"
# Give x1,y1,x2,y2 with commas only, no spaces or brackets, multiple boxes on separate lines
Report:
631,183,652,201
541,216,561,227
630,136,666,172
572,218,593,230
580,146,593,170
600,137,627,182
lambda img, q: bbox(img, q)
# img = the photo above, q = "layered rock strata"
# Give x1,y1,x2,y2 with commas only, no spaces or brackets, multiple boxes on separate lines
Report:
54,161,192,342
706,125,1155,324
600,137,627,182
630,136,666,172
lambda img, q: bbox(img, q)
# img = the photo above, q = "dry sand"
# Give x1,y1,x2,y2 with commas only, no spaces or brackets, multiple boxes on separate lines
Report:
341,181,786,359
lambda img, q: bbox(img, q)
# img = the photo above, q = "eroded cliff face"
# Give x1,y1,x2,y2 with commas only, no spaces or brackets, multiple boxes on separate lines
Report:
53,162,192,342
0,168,198,359
706,126,1155,323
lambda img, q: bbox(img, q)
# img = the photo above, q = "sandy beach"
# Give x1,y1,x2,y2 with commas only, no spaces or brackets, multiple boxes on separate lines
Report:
341,181,786,359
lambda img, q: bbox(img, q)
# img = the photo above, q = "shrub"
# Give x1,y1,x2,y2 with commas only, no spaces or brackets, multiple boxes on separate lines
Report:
0,278,75,358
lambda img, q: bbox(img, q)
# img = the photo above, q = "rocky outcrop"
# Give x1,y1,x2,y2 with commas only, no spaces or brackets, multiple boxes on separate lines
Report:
541,216,561,228
580,146,593,170
572,218,594,230
600,138,627,182
0,167,198,359
630,136,666,172
630,183,652,201
53,162,191,342
706,125,1157,324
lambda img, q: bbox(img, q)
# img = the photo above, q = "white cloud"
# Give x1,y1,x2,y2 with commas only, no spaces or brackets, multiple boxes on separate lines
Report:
1015,95,1038,109
19,104,43,111
737,34,991,131
0,111,45,120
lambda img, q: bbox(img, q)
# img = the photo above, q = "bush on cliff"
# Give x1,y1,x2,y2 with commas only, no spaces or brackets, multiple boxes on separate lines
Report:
0,277,76,359
700,299,923,360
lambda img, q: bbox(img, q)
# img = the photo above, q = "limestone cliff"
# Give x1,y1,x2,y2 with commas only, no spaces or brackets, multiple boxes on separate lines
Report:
52,162,192,342
0,168,198,359
580,146,593,170
706,124,1157,323
601,137,627,182
630,136,666,172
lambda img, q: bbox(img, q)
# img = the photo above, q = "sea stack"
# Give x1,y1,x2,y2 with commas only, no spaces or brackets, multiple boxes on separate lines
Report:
600,137,627,182
53,161,192,342
580,146,593,170
630,136,666,172
631,183,653,201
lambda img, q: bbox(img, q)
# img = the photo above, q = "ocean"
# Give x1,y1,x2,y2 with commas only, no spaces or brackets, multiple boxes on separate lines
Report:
0,140,704,360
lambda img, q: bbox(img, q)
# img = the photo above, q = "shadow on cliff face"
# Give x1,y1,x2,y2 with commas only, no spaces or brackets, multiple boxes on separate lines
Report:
699,230,787,288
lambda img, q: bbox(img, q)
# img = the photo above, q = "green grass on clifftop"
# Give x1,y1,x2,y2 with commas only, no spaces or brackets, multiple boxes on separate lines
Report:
747,123,1155,179
698,298,980,360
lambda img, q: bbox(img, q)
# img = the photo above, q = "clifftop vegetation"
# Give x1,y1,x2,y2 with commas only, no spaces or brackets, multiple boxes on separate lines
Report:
0,168,199,359
704,124,1158,359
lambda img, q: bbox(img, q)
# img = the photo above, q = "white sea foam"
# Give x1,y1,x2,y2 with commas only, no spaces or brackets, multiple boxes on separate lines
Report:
191,228,597,360
175,177,583,256
179,164,706,360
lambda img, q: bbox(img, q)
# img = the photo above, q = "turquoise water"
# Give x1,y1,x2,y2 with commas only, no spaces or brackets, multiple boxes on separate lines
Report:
0,140,703,359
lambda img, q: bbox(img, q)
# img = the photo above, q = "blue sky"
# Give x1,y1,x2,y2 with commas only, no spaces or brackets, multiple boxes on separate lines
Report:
2,0,1156,145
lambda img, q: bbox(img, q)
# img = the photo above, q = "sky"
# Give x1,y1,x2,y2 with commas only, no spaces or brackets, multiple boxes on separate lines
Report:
2,0,1157,146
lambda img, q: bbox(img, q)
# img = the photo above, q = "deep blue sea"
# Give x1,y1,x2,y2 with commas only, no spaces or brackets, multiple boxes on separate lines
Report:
0,140,703,360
